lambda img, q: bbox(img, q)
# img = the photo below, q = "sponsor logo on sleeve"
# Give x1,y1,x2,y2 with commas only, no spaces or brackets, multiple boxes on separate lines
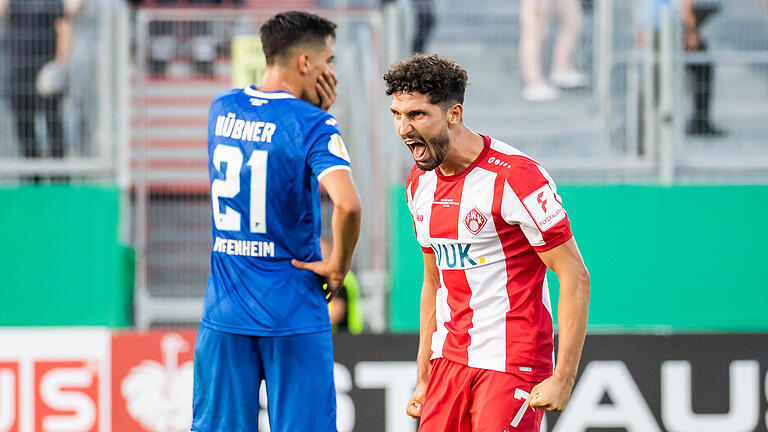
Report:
328,133,350,162
522,184,566,231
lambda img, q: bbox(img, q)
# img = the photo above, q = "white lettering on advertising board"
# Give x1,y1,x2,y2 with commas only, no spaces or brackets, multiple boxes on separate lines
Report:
0,329,109,432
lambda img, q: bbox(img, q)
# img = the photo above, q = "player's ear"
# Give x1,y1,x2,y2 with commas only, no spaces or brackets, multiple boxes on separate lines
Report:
297,52,310,75
447,103,463,125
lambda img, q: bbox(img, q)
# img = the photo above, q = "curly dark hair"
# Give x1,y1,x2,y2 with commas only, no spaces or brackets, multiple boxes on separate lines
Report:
383,54,468,106
260,11,337,65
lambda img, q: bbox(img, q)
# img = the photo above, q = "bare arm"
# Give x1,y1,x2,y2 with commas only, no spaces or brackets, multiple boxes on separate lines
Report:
320,239,350,323
292,169,361,298
406,251,439,418
529,237,590,411
56,0,87,66
680,0,696,27
679,0,702,50
54,17,73,66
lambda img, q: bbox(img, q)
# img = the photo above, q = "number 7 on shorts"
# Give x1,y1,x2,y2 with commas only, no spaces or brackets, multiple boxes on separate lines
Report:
509,388,530,428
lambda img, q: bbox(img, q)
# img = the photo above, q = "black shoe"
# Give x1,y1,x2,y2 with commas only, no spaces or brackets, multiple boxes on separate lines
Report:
686,120,727,137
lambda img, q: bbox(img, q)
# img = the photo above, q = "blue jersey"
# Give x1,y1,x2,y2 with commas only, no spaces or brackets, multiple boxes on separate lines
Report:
200,86,351,335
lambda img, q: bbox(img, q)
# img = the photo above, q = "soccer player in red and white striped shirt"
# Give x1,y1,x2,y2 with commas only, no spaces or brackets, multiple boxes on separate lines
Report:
384,54,590,432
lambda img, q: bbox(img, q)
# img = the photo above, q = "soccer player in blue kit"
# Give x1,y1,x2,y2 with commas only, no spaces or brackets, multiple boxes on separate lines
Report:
191,11,362,432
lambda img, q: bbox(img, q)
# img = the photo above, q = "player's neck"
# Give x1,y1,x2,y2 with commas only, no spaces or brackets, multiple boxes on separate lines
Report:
258,67,302,98
437,126,485,177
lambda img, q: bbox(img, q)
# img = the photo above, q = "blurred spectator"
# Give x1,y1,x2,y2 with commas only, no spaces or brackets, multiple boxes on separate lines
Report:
411,0,434,54
636,0,725,137
64,0,97,155
519,0,587,102
684,3,725,136
382,0,435,54
129,0,243,78
2,0,78,172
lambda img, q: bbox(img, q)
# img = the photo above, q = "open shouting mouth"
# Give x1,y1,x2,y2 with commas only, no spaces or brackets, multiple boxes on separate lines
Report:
405,139,429,163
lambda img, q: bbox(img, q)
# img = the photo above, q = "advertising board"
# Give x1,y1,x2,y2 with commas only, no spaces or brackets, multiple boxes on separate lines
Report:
0,330,766,432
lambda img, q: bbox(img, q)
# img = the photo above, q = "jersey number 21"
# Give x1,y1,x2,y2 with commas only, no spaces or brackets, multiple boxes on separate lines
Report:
211,144,267,233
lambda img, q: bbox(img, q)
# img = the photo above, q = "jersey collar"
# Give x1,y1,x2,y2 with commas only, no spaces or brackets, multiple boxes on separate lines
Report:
243,86,297,100
435,135,491,182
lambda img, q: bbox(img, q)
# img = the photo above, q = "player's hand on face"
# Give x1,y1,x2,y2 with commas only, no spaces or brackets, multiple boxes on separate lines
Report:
291,258,345,302
406,381,427,419
316,66,338,111
527,374,574,412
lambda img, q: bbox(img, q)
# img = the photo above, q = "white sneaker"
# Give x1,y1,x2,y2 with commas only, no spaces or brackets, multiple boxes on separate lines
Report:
550,69,588,89
522,83,560,102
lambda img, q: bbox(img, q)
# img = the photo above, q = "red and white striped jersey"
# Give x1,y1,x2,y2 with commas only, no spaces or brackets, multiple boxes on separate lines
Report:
406,136,572,380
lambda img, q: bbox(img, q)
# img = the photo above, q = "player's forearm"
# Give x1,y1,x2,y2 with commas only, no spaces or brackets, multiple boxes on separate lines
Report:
329,200,361,274
553,268,590,384
680,0,696,27
55,18,73,66
416,280,438,384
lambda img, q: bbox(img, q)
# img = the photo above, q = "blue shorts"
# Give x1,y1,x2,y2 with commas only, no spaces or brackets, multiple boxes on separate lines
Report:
191,325,337,432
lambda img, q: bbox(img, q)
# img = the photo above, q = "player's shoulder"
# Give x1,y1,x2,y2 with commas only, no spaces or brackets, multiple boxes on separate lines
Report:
264,92,339,135
211,88,242,105
294,102,339,133
478,137,551,187
406,164,432,200
209,88,242,113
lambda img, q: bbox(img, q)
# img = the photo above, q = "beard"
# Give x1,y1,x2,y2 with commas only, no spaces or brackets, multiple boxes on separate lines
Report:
410,126,450,172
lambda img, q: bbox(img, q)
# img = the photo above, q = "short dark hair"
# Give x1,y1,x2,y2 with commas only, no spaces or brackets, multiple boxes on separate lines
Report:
383,54,468,106
260,11,337,65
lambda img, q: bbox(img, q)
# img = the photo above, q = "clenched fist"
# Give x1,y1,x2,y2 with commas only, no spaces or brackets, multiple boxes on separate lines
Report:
527,374,575,412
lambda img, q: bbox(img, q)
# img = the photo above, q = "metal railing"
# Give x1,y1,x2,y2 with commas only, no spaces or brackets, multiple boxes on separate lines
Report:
596,0,768,183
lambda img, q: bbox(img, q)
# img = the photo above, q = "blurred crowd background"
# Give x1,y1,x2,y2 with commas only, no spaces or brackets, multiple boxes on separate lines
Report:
1,0,767,332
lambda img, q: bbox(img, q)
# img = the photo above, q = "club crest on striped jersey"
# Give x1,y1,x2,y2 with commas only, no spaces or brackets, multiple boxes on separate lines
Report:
463,206,487,235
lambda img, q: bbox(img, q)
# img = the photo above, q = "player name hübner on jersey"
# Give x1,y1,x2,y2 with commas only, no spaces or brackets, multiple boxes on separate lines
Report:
406,135,573,380
214,112,277,143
